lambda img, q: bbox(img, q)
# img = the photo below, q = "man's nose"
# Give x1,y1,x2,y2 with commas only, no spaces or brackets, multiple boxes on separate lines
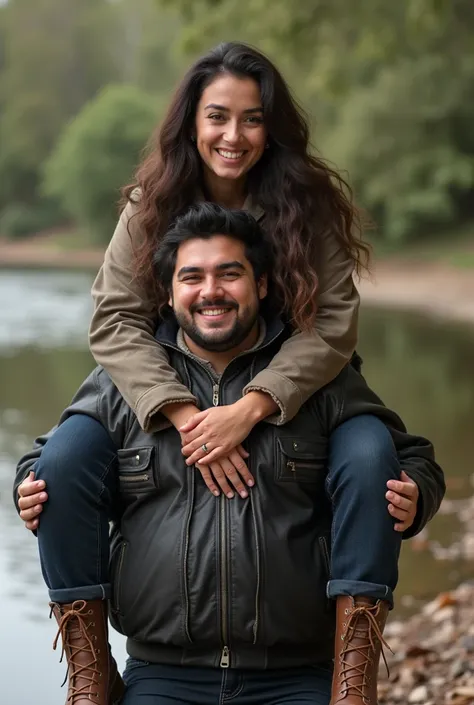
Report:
201,276,224,298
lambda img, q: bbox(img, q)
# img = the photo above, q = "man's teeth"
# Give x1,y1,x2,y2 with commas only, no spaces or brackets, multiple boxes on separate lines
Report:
217,149,244,160
200,308,231,316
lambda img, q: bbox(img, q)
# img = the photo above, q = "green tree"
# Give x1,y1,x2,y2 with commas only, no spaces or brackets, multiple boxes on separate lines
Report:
43,84,159,243
0,0,121,215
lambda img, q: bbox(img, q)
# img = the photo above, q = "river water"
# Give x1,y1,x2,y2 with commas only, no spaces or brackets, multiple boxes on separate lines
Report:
1,268,473,703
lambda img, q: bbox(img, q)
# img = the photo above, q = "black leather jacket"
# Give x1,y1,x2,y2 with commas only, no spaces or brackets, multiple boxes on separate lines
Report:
14,317,445,669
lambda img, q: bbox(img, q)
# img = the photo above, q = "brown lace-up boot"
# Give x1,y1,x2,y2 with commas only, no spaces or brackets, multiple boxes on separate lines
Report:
330,596,391,705
50,599,125,705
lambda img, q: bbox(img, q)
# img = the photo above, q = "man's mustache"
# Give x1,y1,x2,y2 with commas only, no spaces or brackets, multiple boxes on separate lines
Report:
191,299,238,314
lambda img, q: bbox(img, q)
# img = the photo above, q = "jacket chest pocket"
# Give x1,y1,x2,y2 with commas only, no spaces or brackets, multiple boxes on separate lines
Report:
275,437,328,483
117,446,157,495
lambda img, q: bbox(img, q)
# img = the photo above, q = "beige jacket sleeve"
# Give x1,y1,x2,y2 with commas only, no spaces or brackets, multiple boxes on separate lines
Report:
243,228,360,424
89,201,197,432
90,202,359,431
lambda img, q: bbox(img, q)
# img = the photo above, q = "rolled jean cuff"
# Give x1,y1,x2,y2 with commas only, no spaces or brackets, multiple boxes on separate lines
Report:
48,582,111,604
327,579,394,609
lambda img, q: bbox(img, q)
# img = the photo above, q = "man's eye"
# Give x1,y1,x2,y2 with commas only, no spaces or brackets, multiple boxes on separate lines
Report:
183,276,200,283
222,272,239,279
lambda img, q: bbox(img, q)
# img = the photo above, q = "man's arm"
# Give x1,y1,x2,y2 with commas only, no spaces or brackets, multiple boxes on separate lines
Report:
321,364,445,539
13,367,128,514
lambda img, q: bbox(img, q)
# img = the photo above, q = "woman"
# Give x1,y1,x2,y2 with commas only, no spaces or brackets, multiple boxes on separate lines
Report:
16,42,440,705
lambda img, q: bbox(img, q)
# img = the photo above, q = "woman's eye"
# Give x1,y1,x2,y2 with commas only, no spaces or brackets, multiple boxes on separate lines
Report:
246,116,264,124
208,113,224,121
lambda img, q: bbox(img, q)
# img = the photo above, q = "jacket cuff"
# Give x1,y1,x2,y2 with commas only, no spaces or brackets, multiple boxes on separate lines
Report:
243,369,303,425
135,384,198,433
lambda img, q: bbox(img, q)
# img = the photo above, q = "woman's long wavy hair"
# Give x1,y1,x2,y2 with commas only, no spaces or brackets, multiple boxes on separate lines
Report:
122,41,370,331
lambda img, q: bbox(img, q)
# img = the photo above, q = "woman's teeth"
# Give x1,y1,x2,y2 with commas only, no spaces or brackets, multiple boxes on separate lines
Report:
216,149,244,160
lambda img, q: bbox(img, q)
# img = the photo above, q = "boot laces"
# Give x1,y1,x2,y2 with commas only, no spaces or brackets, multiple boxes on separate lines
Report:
51,600,101,702
338,602,392,702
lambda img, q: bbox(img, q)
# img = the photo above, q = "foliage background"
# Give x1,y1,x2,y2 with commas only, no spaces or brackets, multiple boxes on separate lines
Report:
0,0,473,244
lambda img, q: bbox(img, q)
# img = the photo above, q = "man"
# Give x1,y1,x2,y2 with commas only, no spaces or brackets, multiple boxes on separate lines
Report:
14,203,444,705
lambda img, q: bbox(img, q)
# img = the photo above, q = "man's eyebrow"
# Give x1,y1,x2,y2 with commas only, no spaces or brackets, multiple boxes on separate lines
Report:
215,261,246,271
204,103,263,114
176,266,203,278
176,262,246,278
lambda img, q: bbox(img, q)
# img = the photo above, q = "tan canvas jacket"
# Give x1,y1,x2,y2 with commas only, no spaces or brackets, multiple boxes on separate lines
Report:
89,196,360,432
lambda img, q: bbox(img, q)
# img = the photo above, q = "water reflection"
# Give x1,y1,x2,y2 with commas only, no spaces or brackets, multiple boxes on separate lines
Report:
1,269,473,702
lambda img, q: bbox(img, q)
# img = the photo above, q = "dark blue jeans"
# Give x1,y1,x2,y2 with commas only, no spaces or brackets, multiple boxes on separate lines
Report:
121,659,333,704
35,413,401,607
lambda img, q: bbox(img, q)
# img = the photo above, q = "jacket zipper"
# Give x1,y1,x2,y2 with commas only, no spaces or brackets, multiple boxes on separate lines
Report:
213,382,231,669
119,473,149,482
286,460,318,472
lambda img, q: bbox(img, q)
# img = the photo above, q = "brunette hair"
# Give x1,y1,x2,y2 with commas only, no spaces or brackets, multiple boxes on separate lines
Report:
153,203,271,313
122,41,370,330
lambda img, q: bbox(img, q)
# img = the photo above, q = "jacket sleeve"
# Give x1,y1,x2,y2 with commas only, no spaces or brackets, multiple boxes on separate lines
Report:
89,199,197,433
13,367,128,515
321,364,445,539
244,227,360,424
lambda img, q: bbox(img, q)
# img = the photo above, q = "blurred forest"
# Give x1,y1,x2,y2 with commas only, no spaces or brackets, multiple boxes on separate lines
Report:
1,0,473,244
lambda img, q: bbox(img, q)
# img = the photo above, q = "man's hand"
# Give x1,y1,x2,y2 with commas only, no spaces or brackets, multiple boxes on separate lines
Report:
386,471,419,532
18,471,48,531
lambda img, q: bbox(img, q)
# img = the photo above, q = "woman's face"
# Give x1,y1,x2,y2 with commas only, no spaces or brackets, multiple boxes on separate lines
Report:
195,73,267,189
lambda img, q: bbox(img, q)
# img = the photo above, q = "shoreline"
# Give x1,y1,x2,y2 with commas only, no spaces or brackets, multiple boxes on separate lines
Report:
2,239,474,326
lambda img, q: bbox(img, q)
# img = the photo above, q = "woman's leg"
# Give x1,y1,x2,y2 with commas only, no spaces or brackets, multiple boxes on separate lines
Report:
326,414,402,705
34,413,124,705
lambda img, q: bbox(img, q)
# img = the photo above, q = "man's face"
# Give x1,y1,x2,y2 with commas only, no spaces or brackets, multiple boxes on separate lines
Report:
170,235,267,353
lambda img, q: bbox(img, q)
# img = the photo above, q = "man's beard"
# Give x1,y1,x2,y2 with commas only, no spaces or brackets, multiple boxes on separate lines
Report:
174,302,258,353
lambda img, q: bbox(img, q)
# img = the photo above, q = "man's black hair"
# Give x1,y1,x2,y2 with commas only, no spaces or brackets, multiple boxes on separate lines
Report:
153,203,273,301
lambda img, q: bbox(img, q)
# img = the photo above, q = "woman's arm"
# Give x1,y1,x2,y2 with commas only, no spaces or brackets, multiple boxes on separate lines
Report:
243,227,360,424
89,199,198,433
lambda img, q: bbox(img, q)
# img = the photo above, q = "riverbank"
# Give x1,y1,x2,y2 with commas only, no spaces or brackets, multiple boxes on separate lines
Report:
2,234,474,325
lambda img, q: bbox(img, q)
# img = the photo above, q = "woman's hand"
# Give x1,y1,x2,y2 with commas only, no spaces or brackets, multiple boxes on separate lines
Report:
162,400,255,497
386,471,419,532
18,471,48,531
180,392,278,466
196,451,253,499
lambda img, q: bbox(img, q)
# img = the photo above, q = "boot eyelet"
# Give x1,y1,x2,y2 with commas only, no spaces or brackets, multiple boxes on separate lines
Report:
96,649,100,654
91,621,95,627
93,635,97,641
341,635,344,640
342,622,346,628
344,608,349,615
87,610,93,615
